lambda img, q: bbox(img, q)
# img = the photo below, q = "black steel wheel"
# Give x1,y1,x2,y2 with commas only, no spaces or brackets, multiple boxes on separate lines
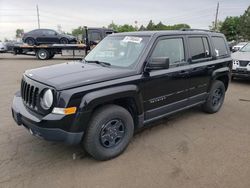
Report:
100,119,126,148
83,105,134,161
202,80,225,113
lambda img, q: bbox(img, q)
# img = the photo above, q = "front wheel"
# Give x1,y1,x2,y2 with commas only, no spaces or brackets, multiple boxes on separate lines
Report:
83,105,134,161
202,80,225,114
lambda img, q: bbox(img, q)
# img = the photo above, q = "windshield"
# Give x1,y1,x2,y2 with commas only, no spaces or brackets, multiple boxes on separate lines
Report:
239,43,250,52
84,36,149,68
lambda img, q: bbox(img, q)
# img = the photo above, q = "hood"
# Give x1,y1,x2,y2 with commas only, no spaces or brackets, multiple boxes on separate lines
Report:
231,51,250,61
25,61,136,90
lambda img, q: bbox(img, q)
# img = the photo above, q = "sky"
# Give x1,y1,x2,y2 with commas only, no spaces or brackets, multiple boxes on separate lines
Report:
0,0,249,41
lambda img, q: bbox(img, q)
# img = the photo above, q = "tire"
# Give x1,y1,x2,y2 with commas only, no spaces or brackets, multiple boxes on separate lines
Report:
60,38,69,44
202,80,225,114
48,52,55,59
83,105,134,161
36,49,50,60
25,38,36,46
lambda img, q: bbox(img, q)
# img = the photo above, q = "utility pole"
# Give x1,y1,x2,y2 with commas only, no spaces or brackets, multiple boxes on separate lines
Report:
214,2,219,31
36,5,40,29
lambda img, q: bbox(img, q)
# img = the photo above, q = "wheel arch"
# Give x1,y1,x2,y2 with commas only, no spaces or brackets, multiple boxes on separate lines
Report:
211,67,230,91
79,85,144,129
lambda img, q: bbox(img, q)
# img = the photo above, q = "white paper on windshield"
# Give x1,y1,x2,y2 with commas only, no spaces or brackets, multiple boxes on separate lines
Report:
123,36,142,44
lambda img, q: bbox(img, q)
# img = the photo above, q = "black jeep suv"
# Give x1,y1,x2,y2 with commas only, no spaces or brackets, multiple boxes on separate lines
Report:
12,30,232,160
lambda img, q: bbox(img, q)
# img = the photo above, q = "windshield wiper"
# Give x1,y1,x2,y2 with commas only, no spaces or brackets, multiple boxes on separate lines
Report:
85,60,111,67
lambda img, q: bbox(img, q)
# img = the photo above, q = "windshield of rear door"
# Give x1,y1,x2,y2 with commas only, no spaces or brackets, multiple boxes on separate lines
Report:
239,43,250,52
84,35,150,68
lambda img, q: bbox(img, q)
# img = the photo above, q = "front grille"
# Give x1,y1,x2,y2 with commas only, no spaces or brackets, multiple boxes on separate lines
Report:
21,79,39,109
239,61,249,67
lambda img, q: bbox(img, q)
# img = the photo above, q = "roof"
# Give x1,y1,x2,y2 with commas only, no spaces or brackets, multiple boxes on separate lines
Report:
112,30,224,37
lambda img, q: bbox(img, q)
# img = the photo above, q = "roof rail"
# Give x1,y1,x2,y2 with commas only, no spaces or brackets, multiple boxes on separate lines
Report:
180,28,219,33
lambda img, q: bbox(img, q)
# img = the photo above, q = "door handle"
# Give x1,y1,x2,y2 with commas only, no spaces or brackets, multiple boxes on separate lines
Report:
207,65,215,69
178,70,189,75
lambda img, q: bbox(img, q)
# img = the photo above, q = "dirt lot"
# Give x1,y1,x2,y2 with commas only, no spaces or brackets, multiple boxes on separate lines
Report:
0,53,250,188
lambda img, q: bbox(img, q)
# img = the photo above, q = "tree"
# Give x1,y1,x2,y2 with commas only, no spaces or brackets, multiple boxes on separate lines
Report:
138,25,146,31
239,6,250,40
16,29,24,38
220,16,240,41
155,22,166,30
171,24,190,30
72,26,84,37
117,24,137,32
209,21,223,31
146,20,156,30
108,21,119,31
107,22,137,32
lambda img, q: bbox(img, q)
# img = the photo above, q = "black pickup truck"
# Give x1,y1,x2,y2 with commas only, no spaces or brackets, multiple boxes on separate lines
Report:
11,29,232,160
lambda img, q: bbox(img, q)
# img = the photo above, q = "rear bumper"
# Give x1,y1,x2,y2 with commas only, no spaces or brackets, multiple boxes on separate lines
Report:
11,92,83,145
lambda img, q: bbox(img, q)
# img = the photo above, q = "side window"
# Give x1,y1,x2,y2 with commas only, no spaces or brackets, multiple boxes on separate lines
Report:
47,30,56,35
151,38,185,67
41,30,49,35
212,36,228,57
89,31,102,42
189,37,211,61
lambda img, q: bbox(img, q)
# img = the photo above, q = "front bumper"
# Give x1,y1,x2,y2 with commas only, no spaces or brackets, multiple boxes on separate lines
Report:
232,69,250,78
11,92,83,145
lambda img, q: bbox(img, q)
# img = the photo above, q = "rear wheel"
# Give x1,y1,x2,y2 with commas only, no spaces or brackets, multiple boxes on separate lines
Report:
83,105,134,161
60,38,69,44
25,38,36,46
36,49,50,60
202,80,225,113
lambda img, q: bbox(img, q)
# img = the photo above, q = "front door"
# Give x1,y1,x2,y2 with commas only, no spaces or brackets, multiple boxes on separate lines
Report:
141,36,191,121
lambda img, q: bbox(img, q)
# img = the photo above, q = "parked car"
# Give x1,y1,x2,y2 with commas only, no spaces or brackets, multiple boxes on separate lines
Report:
12,30,232,160
231,42,250,79
232,42,248,52
22,29,77,45
0,41,7,52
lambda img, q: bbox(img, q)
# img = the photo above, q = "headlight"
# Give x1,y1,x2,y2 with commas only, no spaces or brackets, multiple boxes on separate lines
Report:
41,89,53,109
233,60,239,64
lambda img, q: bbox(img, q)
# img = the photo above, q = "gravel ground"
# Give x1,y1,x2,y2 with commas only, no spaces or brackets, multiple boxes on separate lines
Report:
0,53,250,188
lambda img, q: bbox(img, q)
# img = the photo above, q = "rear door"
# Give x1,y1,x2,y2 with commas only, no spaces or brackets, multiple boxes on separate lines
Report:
34,30,45,43
187,35,213,103
142,36,191,121
43,30,59,43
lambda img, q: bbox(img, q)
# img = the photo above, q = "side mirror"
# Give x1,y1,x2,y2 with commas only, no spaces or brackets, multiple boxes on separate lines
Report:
146,57,170,71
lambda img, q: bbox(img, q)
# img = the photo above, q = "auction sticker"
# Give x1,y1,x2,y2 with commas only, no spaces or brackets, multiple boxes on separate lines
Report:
123,36,142,43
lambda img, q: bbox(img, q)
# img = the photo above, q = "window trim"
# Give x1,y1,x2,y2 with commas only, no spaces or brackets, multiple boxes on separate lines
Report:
146,35,188,69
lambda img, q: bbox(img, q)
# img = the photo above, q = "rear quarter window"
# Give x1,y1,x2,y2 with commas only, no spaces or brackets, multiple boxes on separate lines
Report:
212,36,228,57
